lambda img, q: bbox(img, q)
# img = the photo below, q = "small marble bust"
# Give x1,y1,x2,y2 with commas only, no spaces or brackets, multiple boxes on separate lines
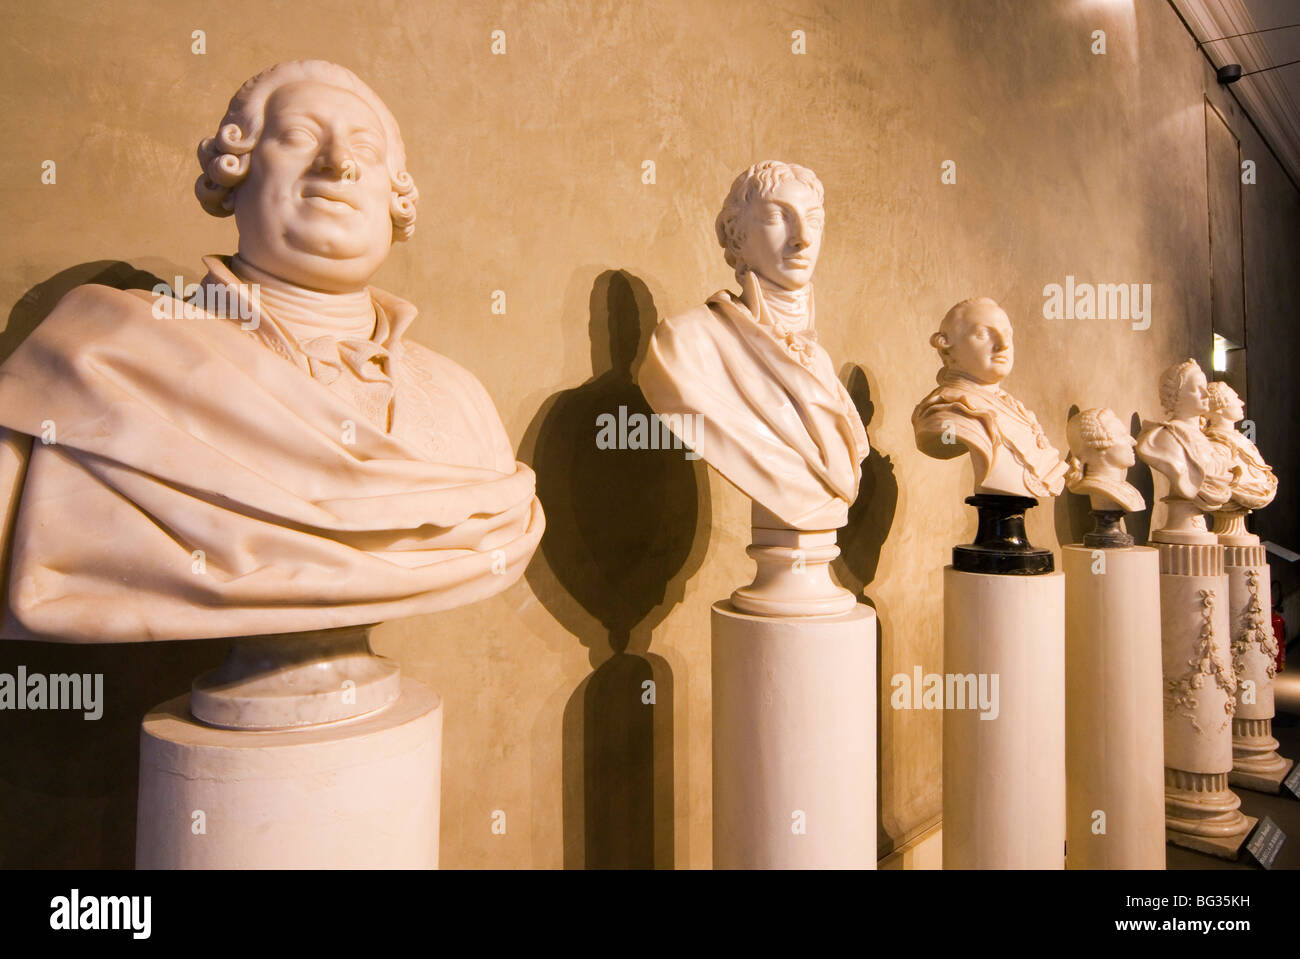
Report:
639,160,868,532
1136,358,1232,542
1065,407,1144,547
911,297,1067,498
1204,382,1277,511
1065,408,1145,512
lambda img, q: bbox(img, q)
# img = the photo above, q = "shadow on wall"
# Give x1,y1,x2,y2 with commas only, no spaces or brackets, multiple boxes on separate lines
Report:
1127,412,1155,546
0,261,165,365
0,264,230,867
519,270,710,869
1054,404,1091,547
832,362,898,853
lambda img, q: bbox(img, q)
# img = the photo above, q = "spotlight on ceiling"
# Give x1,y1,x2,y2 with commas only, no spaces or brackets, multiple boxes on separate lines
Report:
1217,63,1244,84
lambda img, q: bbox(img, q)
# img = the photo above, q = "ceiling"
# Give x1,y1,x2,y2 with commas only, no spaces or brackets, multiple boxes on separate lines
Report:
1172,0,1300,185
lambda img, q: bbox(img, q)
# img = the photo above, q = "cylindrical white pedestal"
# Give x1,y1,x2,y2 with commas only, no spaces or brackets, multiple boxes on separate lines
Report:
1155,541,1253,857
136,678,442,868
711,601,876,869
1224,545,1293,792
1063,546,1164,869
943,567,1064,869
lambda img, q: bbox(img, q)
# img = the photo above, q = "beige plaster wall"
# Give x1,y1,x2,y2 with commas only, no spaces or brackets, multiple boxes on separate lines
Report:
0,0,1295,867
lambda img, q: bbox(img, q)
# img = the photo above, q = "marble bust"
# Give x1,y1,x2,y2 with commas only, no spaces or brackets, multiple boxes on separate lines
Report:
1065,407,1145,548
638,160,869,532
0,60,544,644
1135,358,1231,542
911,297,1066,498
1064,407,1145,513
1204,382,1277,511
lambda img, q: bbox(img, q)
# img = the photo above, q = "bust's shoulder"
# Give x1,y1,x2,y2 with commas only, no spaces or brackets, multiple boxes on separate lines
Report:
657,301,722,337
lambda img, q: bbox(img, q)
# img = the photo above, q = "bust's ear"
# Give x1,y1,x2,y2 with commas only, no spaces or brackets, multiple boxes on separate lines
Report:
929,331,949,354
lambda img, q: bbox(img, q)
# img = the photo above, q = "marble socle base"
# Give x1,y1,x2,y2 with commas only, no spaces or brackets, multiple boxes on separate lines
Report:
1062,545,1165,869
943,566,1065,869
136,677,442,868
711,600,876,869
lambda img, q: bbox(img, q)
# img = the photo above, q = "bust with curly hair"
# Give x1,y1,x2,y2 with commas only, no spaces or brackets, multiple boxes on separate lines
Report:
911,297,1067,498
0,60,543,644
1204,381,1277,515
1136,358,1232,542
1064,407,1145,514
639,160,868,533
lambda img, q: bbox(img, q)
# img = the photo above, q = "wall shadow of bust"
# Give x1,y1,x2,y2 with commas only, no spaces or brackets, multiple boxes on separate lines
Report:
831,361,897,854
519,270,710,868
833,363,897,599
1126,411,1155,545
0,261,171,365
0,262,230,867
1054,404,1091,546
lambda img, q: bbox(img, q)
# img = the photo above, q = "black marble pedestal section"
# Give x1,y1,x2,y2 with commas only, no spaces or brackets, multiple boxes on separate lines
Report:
953,494,1054,575
1083,509,1133,549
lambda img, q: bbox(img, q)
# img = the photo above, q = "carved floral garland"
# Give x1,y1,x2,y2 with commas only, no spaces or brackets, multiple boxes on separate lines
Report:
1165,588,1236,733
1233,569,1278,681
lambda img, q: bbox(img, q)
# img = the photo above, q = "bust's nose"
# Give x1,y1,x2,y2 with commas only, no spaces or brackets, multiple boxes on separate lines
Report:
312,140,358,181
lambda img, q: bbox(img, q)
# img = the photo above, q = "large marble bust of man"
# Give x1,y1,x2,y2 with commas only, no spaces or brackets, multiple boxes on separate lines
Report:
638,161,868,531
911,297,1066,497
0,60,543,643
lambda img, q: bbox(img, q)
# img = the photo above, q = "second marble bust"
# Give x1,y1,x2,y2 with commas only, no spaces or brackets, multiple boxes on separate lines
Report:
912,297,1066,497
639,161,869,530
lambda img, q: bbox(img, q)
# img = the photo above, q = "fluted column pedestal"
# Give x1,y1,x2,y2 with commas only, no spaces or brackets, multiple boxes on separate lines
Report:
1221,541,1293,793
1154,539,1254,858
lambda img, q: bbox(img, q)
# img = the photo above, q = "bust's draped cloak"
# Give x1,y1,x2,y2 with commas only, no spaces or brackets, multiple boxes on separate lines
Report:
639,282,868,530
0,277,543,643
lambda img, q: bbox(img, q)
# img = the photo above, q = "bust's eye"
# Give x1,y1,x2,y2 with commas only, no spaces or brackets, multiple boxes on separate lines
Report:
278,127,317,148
974,328,988,339
352,139,382,162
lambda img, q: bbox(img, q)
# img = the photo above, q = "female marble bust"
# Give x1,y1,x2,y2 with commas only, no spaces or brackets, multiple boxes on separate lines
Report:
911,297,1066,498
1135,358,1231,541
0,60,543,643
638,161,868,531
1204,381,1277,511
1065,407,1145,513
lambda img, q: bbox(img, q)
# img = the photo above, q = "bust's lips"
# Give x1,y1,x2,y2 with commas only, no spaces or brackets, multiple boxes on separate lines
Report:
300,186,358,210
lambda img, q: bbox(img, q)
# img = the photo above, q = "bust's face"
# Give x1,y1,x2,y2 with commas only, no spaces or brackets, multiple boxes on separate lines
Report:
1174,368,1210,419
1098,411,1136,469
737,178,824,291
943,302,1014,385
1214,389,1245,423
233,80,395,292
